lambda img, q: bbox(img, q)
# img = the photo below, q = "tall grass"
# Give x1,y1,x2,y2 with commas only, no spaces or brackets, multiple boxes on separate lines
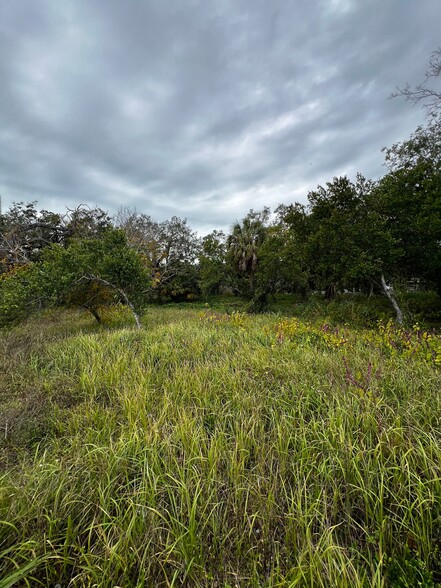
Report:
0,306,440,587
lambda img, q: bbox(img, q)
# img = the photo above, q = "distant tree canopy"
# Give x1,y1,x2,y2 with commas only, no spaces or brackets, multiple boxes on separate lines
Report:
115,208,201,301
199,230,230,296
1,112,440,325
0,203,111,273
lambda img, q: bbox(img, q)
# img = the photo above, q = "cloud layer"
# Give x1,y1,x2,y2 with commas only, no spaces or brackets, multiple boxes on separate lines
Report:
1,0,439,232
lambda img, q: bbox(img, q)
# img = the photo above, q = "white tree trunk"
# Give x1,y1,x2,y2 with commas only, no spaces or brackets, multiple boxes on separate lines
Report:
381,274,403,325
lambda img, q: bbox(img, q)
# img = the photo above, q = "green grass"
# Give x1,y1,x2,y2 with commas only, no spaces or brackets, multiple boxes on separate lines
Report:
0,304,440,587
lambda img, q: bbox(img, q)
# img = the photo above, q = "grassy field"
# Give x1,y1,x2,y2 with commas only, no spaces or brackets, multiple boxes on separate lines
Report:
1,302,441,587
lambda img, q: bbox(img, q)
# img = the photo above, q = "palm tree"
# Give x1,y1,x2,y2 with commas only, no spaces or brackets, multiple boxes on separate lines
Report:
227,216,266,293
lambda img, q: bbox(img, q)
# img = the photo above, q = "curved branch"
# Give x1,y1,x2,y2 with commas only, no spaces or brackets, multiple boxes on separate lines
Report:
72,275,142,329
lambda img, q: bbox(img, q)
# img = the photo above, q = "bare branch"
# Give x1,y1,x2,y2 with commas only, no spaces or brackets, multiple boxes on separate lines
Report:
391,48,441,116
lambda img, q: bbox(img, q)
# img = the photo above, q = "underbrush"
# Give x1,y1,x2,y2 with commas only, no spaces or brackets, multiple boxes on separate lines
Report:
0,306,440,587
269,291,441,329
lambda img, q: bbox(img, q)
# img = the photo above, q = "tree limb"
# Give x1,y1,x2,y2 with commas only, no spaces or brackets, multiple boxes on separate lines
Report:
391,47,441,116
72,275,142,329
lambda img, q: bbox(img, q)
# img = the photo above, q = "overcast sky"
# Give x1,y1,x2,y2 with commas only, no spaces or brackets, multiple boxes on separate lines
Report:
0,1,439,233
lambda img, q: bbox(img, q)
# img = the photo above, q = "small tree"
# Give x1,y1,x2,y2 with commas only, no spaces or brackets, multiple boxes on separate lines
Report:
40,228,148,325
0,228,148,328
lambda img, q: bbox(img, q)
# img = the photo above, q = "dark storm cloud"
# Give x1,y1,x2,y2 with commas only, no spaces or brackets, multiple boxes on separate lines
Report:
0,0,439,232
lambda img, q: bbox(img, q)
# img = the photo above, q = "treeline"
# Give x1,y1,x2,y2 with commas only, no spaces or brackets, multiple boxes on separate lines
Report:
0,115,440,326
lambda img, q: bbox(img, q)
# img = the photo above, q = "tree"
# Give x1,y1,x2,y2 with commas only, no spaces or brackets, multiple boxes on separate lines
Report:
303,175,392,295
199,230,230,295
0,202,112,275
227,209,269,296
376,116,441,295
0,202,65,272
392,47,441,116
254,210,310,300
157,216,200,300
64,205,112,241
0,228,148,328
42,228,148,321
116,209,201,301
280,176,406,320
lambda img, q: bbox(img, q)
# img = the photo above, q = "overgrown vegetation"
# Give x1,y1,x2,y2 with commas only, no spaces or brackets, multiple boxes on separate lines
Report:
0,305,440,586
0,50,440,587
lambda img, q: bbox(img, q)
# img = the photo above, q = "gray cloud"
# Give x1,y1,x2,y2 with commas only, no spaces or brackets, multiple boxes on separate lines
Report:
0,0,439,232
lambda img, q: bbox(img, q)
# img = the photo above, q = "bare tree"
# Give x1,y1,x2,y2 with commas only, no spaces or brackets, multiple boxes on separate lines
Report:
392,48,441,116
0,203,112,273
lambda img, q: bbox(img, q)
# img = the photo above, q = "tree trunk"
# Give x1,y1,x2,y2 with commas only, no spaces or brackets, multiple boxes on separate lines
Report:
249,272,254,294
85,306,101,324
325,283,336,300
381,274,403,325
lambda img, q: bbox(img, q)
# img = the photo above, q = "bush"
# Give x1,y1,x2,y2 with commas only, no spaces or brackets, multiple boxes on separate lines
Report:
246,291,269,313
0,265,42,326
402,291,441,325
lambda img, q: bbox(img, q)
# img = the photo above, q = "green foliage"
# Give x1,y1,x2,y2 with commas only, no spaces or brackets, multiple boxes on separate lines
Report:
255,224,309,298
0,265,42,325
161,261,200,301
265,291,441,331
64,205,112,241
402,291,441,325
199,230,229,295
384,548,439,588
377,117,441,293
0,228,148,327
40,228,148,317
227,208,269,296
0,203,112,276
302,175,392,291
246,290,269,313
